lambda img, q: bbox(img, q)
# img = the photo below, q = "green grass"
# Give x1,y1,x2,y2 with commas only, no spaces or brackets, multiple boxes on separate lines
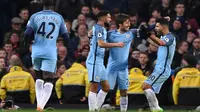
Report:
2,109,195,112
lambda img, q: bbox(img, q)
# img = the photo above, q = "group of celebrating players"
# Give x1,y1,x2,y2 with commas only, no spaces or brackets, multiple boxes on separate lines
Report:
24,0,176,112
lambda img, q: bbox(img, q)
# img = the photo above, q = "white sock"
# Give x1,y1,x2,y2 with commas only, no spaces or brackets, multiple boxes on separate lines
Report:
96,90,107,111
35,79,44,108
40,83,53,110
144,89,160,111
88,91,97,111
120,96,128,112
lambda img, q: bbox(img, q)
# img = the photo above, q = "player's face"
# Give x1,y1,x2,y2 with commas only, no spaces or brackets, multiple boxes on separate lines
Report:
155,23,163,35
121,19,130,32
105,14,112,24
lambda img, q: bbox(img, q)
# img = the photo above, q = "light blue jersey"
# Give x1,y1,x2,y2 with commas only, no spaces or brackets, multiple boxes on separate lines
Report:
107,30,134,71
27,10,67,60
86,24,107,82
107,30,134,90
154,33,176,74
145,32,176,93
86,24,107,65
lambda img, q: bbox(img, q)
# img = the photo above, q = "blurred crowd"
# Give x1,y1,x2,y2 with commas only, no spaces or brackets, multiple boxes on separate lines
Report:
0,0,200,107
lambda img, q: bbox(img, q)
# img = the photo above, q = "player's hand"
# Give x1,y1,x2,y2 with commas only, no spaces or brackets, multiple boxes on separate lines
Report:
88,30,93,38
116,42,124,48
80,96,87,102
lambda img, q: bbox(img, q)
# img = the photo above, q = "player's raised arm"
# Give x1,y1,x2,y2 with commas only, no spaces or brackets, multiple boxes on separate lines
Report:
149,34,174,46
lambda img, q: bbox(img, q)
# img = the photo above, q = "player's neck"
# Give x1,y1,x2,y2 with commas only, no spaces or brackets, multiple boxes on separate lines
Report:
97,21,104,27
43,6,53,10
162,29,169,36
118,29,125,34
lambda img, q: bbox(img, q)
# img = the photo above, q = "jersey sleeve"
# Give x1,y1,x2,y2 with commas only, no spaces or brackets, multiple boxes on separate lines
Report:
27,15,35,29
163,34,174,46
59,16,68,35
95,26,104,41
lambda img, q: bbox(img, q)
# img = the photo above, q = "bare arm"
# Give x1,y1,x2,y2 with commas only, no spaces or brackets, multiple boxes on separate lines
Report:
98,40,124,48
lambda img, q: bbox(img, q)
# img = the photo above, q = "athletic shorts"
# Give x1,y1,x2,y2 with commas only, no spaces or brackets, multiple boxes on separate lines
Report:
86,63,107,83
32,58,57,73
107,68,129,90
145,68,171,93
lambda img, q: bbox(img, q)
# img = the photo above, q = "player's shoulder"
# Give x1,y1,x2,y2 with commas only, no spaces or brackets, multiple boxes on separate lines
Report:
166,32,175,39
94,24,103,30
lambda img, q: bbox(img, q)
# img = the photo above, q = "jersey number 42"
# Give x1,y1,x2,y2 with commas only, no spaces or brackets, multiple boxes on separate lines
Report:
37,22,55,39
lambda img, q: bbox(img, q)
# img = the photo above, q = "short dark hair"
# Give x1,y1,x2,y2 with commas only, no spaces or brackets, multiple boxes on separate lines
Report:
97,10,110,19
115,13,130,28
156,18,169,26
76,55,86,63
92,1,102,10
152,7,162,13
43,0,54,7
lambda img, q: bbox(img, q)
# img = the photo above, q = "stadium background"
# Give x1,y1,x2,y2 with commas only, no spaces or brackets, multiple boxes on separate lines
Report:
0,0,200,111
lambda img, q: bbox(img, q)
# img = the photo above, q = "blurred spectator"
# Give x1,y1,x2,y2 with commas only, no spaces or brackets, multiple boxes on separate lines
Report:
138,52,152,76
149,0,172,17
145,39,158,63
91,0,103,20
56,61,66,78
148,17,156,26
55,56,89,104
0,58,7,81
172,41,188,69
171,18,187,43
68,24,88,61
4,17,24,46
129,12,139,29
0,55,35,104
22,44,32,70
173,54,200,105
3,42,15,60
0,49,7,60
190,38,200,61
196,60,200,71
72,14,86,31
58,46,73,69
128,49,140,69
64,19,75,38
186,29,198,49
79,45,90,57
116,68,147,105
8,32,20,50
19,8,29,29
55,0,83,21
187,18,199,32
56,38,64,49
109,22,117,31
151,7,162,19
171,2,185,22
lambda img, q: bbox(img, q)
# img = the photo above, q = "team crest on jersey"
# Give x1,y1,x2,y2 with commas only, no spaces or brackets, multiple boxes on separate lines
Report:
96,76,100,80
98,33,102,38
165,38,169,42
126,34,130,38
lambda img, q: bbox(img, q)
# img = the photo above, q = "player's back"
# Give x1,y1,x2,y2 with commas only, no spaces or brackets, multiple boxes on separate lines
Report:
155,33,176,73
86,24,107,65
29,10,64,60
107,30,134,71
